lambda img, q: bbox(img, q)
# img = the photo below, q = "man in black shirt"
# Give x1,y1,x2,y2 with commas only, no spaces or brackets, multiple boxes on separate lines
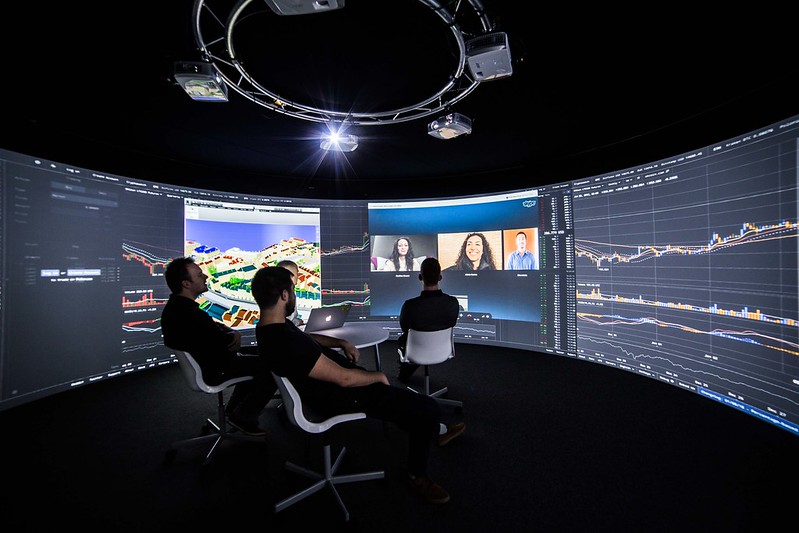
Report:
161,257,274,436
396,257,460,383
251,265,465,504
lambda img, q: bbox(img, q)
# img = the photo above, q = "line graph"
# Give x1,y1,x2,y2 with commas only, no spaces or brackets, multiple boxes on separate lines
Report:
122,242,173,276
577,287,797,327
576,219,797,269
573,123,799,435
319,204,372,318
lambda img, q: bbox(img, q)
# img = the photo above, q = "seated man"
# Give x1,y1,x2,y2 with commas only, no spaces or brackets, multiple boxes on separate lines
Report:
276,260,362,361
160,256,275,436
396,257,460,383
251,266,465,504
276,259,305,326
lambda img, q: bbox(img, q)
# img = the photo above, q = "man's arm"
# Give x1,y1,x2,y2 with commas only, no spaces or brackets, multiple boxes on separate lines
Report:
398,301,409,333
310,333,360,363
447,296,461,327
217,323,242,352
308,353,388,387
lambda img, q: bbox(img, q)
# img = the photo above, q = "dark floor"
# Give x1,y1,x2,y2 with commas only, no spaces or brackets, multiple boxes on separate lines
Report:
1,341,796,532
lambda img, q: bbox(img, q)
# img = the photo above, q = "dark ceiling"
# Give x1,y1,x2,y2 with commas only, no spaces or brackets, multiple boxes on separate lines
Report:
2,1,796,200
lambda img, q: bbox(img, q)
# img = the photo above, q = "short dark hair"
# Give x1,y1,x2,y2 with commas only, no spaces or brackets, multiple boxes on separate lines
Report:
420,257,442,285
164,256,195,294
276,259,298,270
251,266,293,309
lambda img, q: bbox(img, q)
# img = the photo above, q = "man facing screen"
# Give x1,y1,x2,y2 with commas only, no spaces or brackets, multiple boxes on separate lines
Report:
250,265,466,504
160,256,275,436
397,257,461,383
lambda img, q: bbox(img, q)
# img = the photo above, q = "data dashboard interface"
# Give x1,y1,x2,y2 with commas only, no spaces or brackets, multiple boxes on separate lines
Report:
0,113,796,437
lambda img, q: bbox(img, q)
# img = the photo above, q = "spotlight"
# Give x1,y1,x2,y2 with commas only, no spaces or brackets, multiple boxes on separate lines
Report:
427,113,472,140
320,132,358,152
174,61,228,102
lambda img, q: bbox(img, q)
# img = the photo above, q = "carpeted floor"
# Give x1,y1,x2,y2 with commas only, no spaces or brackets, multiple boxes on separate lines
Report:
1,341,795,532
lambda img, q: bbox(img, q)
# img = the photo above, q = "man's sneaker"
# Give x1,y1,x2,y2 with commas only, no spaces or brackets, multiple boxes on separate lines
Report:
409,475,450,504
226,414,266,436
437,422,465,446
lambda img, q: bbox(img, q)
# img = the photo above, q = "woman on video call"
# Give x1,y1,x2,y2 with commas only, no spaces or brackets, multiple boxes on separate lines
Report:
382,236,417,271
445,232,497,271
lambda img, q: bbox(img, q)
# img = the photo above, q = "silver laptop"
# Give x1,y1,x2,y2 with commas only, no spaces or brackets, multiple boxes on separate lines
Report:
303,304,351,333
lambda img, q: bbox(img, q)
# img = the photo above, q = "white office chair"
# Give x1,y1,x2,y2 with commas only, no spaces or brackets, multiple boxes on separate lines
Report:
271,372,385,522
165,350,266,467
402,327,463,409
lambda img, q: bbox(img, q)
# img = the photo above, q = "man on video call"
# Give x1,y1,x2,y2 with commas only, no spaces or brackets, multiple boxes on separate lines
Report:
505,230,537,270
396,257,461,383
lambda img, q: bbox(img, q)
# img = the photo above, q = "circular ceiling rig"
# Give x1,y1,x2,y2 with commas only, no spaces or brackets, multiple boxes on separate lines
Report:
191,0,498,126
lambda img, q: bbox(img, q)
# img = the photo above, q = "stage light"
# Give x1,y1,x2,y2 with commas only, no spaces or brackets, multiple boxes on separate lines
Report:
320,132,359,152
427,113,472,140
174,61,228,102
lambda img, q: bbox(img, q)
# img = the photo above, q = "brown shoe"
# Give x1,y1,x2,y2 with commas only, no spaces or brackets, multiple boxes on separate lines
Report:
409,475,450,504
437,422,465,447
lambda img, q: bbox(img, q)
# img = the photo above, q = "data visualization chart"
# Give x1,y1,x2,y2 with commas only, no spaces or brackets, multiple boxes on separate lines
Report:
573,124,799,435
120,189,184,365
319,203,371,320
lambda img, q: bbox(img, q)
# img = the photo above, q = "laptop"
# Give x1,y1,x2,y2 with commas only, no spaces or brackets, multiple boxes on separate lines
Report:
303,304,351,333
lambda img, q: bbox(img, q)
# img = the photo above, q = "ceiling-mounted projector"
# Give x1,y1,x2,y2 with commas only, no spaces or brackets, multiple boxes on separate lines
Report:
465,32,513,81
427,113,472,140
174,61,228,102
264,0,345,16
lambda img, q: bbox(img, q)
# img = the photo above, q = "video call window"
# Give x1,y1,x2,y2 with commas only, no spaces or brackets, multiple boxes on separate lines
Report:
439,231,503,271
370,234,436,272
367,190,542,321
503,227,539,270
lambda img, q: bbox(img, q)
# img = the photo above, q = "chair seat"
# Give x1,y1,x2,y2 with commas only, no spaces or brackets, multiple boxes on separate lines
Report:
165,350,266,467
403,328,462,409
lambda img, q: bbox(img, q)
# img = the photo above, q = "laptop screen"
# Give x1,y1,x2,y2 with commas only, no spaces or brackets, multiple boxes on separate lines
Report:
303,304,351,332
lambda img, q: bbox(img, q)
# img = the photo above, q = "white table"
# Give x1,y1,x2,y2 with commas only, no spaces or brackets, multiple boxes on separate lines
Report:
306,322,390,371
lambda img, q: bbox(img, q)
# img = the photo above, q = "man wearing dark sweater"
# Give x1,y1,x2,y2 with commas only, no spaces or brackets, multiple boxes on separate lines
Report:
396,257,460,383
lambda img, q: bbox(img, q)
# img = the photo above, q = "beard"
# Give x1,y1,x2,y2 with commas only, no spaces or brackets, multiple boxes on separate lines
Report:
285,291,296,317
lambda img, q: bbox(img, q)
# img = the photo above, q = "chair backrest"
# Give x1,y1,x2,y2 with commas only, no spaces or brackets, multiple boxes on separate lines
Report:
175,350,252,394
272,372,365,434
404,327,455,366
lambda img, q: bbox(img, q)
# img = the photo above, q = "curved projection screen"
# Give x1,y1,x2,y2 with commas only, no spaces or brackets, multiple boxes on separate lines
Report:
0,114,797,437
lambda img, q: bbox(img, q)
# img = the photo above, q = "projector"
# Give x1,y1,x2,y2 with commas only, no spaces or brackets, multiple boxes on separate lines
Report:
174,61,228,102
427,113,472,140
465,32,513,81
263,0,345,16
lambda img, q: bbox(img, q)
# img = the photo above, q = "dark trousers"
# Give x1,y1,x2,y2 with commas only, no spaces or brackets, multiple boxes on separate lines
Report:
311,348,440,476
225,347,277,423
345,382,440,477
